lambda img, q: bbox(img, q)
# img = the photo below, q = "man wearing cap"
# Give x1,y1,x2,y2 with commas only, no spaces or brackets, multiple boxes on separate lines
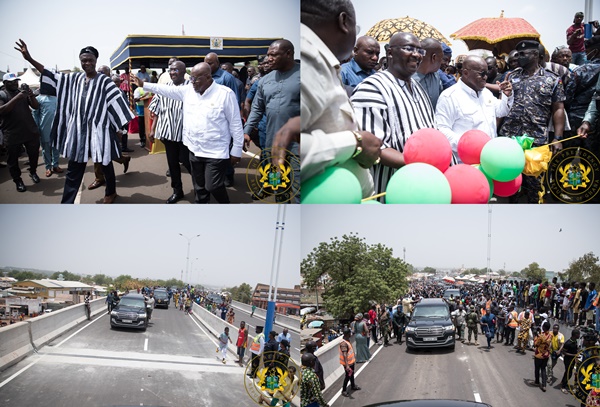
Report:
248,325,265,378
0,72,41,192
340,35,380,95
498,40,565,203
439,43,456,90
466,305,480,345
567,12,588,66
15,40,134,203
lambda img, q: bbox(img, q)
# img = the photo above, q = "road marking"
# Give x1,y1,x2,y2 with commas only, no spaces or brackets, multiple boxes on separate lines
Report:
0,311,105,389
144,338,148,351
474,392,482,402
327,342,385,406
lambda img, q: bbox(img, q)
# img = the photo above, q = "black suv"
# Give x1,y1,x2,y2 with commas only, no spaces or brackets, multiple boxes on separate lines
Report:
405,298,455,351
110,293,148,331
154,289,170,309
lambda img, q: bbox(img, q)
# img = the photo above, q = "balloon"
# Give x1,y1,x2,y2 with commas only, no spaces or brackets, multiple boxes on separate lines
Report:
473,164,494,200
404,128,453,173
386,163,452,204
480,137,525,182
457,130,491,164
444,164,490,204
302,167,362,204
493,174,523,197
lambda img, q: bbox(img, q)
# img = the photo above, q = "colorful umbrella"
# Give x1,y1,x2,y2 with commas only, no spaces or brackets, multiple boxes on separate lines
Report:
451,11,540,56
366,16,451,45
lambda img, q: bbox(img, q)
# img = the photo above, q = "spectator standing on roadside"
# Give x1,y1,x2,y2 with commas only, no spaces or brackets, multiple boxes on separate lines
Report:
547,323,565,380
249,326,265,378
559,328,580,394
533,321,552,392
339,328,360,398
301,353,329,407
33,92,62,178
340,35,380,95
567,12,588,65
304,340,325,391
236,321,248,366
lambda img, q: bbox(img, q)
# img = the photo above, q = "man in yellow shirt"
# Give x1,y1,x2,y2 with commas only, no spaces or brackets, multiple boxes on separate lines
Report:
547,323,564,379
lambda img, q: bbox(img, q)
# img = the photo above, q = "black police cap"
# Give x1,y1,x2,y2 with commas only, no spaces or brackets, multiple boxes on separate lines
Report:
515,40,540,51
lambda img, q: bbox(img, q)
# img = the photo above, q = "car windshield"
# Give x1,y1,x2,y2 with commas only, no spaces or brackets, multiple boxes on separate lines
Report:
118,298,145,308
413,305,449,318
154,292,167,298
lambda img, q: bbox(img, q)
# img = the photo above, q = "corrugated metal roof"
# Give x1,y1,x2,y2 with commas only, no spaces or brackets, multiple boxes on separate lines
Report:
15,280,93,289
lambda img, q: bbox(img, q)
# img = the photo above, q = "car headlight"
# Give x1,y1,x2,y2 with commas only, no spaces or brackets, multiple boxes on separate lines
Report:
139,312,147,318
111,311,118,316
405,326,416,332
444,325,455,332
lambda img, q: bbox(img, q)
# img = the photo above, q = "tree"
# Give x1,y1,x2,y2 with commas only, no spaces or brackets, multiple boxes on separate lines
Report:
92,274,113,286
50,270,81,281
8,270,45,281
564,252,600,283
422,267,437,274
225,283,253,304
521,262,546,281
301,233,409,319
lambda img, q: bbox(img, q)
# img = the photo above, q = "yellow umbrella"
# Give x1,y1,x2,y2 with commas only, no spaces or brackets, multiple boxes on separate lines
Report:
365,16,452,45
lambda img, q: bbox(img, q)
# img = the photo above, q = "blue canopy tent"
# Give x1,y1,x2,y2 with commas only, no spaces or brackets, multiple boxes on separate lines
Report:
110,34,281,70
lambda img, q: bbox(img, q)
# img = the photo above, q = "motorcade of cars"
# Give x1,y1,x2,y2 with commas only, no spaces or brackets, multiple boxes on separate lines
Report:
405,298,455,351
154,289,170,309
110,293,148,331
443,288,461,300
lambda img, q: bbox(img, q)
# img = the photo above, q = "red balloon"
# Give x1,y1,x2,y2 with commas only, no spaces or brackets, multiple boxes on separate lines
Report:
493,174,523,197
404,128,453,173
444,164,490,204
457,130,491,165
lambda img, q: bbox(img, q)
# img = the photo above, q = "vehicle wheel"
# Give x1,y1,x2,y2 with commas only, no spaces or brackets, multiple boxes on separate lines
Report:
110,324,115,330
449,343,456,351
405,345,414,353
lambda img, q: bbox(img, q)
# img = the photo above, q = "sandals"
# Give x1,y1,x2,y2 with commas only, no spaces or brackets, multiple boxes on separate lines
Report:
45,169,53,177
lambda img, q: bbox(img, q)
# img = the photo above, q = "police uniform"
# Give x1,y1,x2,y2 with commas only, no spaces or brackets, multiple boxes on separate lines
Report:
498,40,566,203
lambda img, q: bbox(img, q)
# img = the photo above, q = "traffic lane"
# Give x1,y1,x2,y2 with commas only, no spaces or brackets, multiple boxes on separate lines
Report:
324,337,576,407
324,341,475,406
0,303,255,406
0,143,265,204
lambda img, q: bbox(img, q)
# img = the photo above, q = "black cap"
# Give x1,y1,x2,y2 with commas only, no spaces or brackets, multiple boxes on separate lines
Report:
80,46,99,59
515,40,540,51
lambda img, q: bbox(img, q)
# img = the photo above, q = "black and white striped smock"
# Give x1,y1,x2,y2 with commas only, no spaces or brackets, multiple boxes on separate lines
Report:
350,70,435,195
41,69,134,165
147,80,189,142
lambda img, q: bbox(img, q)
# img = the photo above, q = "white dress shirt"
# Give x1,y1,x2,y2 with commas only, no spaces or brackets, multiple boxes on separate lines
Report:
144,81,243,159
435,79,513,163
300,23,374,198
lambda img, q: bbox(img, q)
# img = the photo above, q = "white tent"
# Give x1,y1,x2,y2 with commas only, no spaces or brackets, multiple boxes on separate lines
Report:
18,68,41,88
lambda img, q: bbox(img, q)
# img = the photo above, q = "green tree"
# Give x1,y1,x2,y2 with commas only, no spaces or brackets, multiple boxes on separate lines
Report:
92,274,113,286
422,266,437,274
301,233,409,319
8,270,45,281
113,274,134,291
521,262,546,281
50,270,81,281
564,252,600,283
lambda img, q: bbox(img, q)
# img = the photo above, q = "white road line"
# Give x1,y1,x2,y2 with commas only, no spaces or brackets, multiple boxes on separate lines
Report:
328,342,386,406
0,311,105,389
474,392,482,402
144,338,149,351
187,312,230,362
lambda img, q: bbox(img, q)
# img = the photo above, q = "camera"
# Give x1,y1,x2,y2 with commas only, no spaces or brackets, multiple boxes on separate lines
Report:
20,83,30,92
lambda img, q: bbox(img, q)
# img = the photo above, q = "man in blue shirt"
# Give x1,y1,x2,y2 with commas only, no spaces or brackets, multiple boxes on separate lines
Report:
439,43,456,90
340,35,379,95
583,282,597,328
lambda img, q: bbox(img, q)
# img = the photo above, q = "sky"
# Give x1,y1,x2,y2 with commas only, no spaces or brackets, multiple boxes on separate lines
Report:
352,0,600,59
301,205,600,274
0,0,300,73
0,205,300,290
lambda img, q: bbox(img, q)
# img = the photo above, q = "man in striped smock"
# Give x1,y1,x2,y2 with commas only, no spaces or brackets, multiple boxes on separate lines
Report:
350,32,435,198
15,40,134,204
148,60,191,204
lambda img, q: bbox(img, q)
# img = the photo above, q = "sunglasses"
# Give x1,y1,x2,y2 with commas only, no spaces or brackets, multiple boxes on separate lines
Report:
463,68,488,78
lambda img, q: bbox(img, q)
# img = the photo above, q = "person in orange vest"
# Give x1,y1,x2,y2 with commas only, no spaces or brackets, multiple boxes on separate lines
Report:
248,325,265,378
504,306,519,346
339,328,360,397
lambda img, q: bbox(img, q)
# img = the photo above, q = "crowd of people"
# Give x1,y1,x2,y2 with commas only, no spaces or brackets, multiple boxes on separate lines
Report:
301,0,600,204
1,38,299,203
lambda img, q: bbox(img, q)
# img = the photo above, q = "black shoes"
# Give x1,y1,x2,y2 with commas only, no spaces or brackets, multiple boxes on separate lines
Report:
122,147,134,153
166,169,171,177
167,191,184,204
15,178,26,192
123,156,130,173
29,172,40,184
224,175,234,187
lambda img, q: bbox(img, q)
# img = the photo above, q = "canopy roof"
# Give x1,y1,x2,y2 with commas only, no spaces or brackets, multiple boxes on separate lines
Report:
110,35,281,70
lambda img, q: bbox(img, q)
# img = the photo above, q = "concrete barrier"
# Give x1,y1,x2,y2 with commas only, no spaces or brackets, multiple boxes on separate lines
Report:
0,321,34,371
191,302,240,356
231,300,300,333
0,298,105,372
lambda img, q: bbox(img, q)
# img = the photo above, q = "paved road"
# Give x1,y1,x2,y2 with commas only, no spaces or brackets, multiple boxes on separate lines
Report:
0,305,268,407
0,139,272,204
323,323,579,407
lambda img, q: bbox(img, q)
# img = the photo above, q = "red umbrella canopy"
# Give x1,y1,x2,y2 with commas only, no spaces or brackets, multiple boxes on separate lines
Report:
451,12,540,56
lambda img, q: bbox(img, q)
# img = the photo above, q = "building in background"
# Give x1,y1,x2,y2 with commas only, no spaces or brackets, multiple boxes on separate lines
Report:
251,283,301,316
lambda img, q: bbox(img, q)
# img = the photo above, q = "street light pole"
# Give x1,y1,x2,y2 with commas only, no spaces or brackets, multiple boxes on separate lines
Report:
179,233,200,286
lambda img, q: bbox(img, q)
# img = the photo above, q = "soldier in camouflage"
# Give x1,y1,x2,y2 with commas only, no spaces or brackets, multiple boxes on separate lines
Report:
498,40,566,203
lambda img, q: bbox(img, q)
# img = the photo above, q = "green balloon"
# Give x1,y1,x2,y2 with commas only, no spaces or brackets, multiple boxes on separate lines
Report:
473,164,494,201
302,167,362,204
386,163,452,204
480,137,525,182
